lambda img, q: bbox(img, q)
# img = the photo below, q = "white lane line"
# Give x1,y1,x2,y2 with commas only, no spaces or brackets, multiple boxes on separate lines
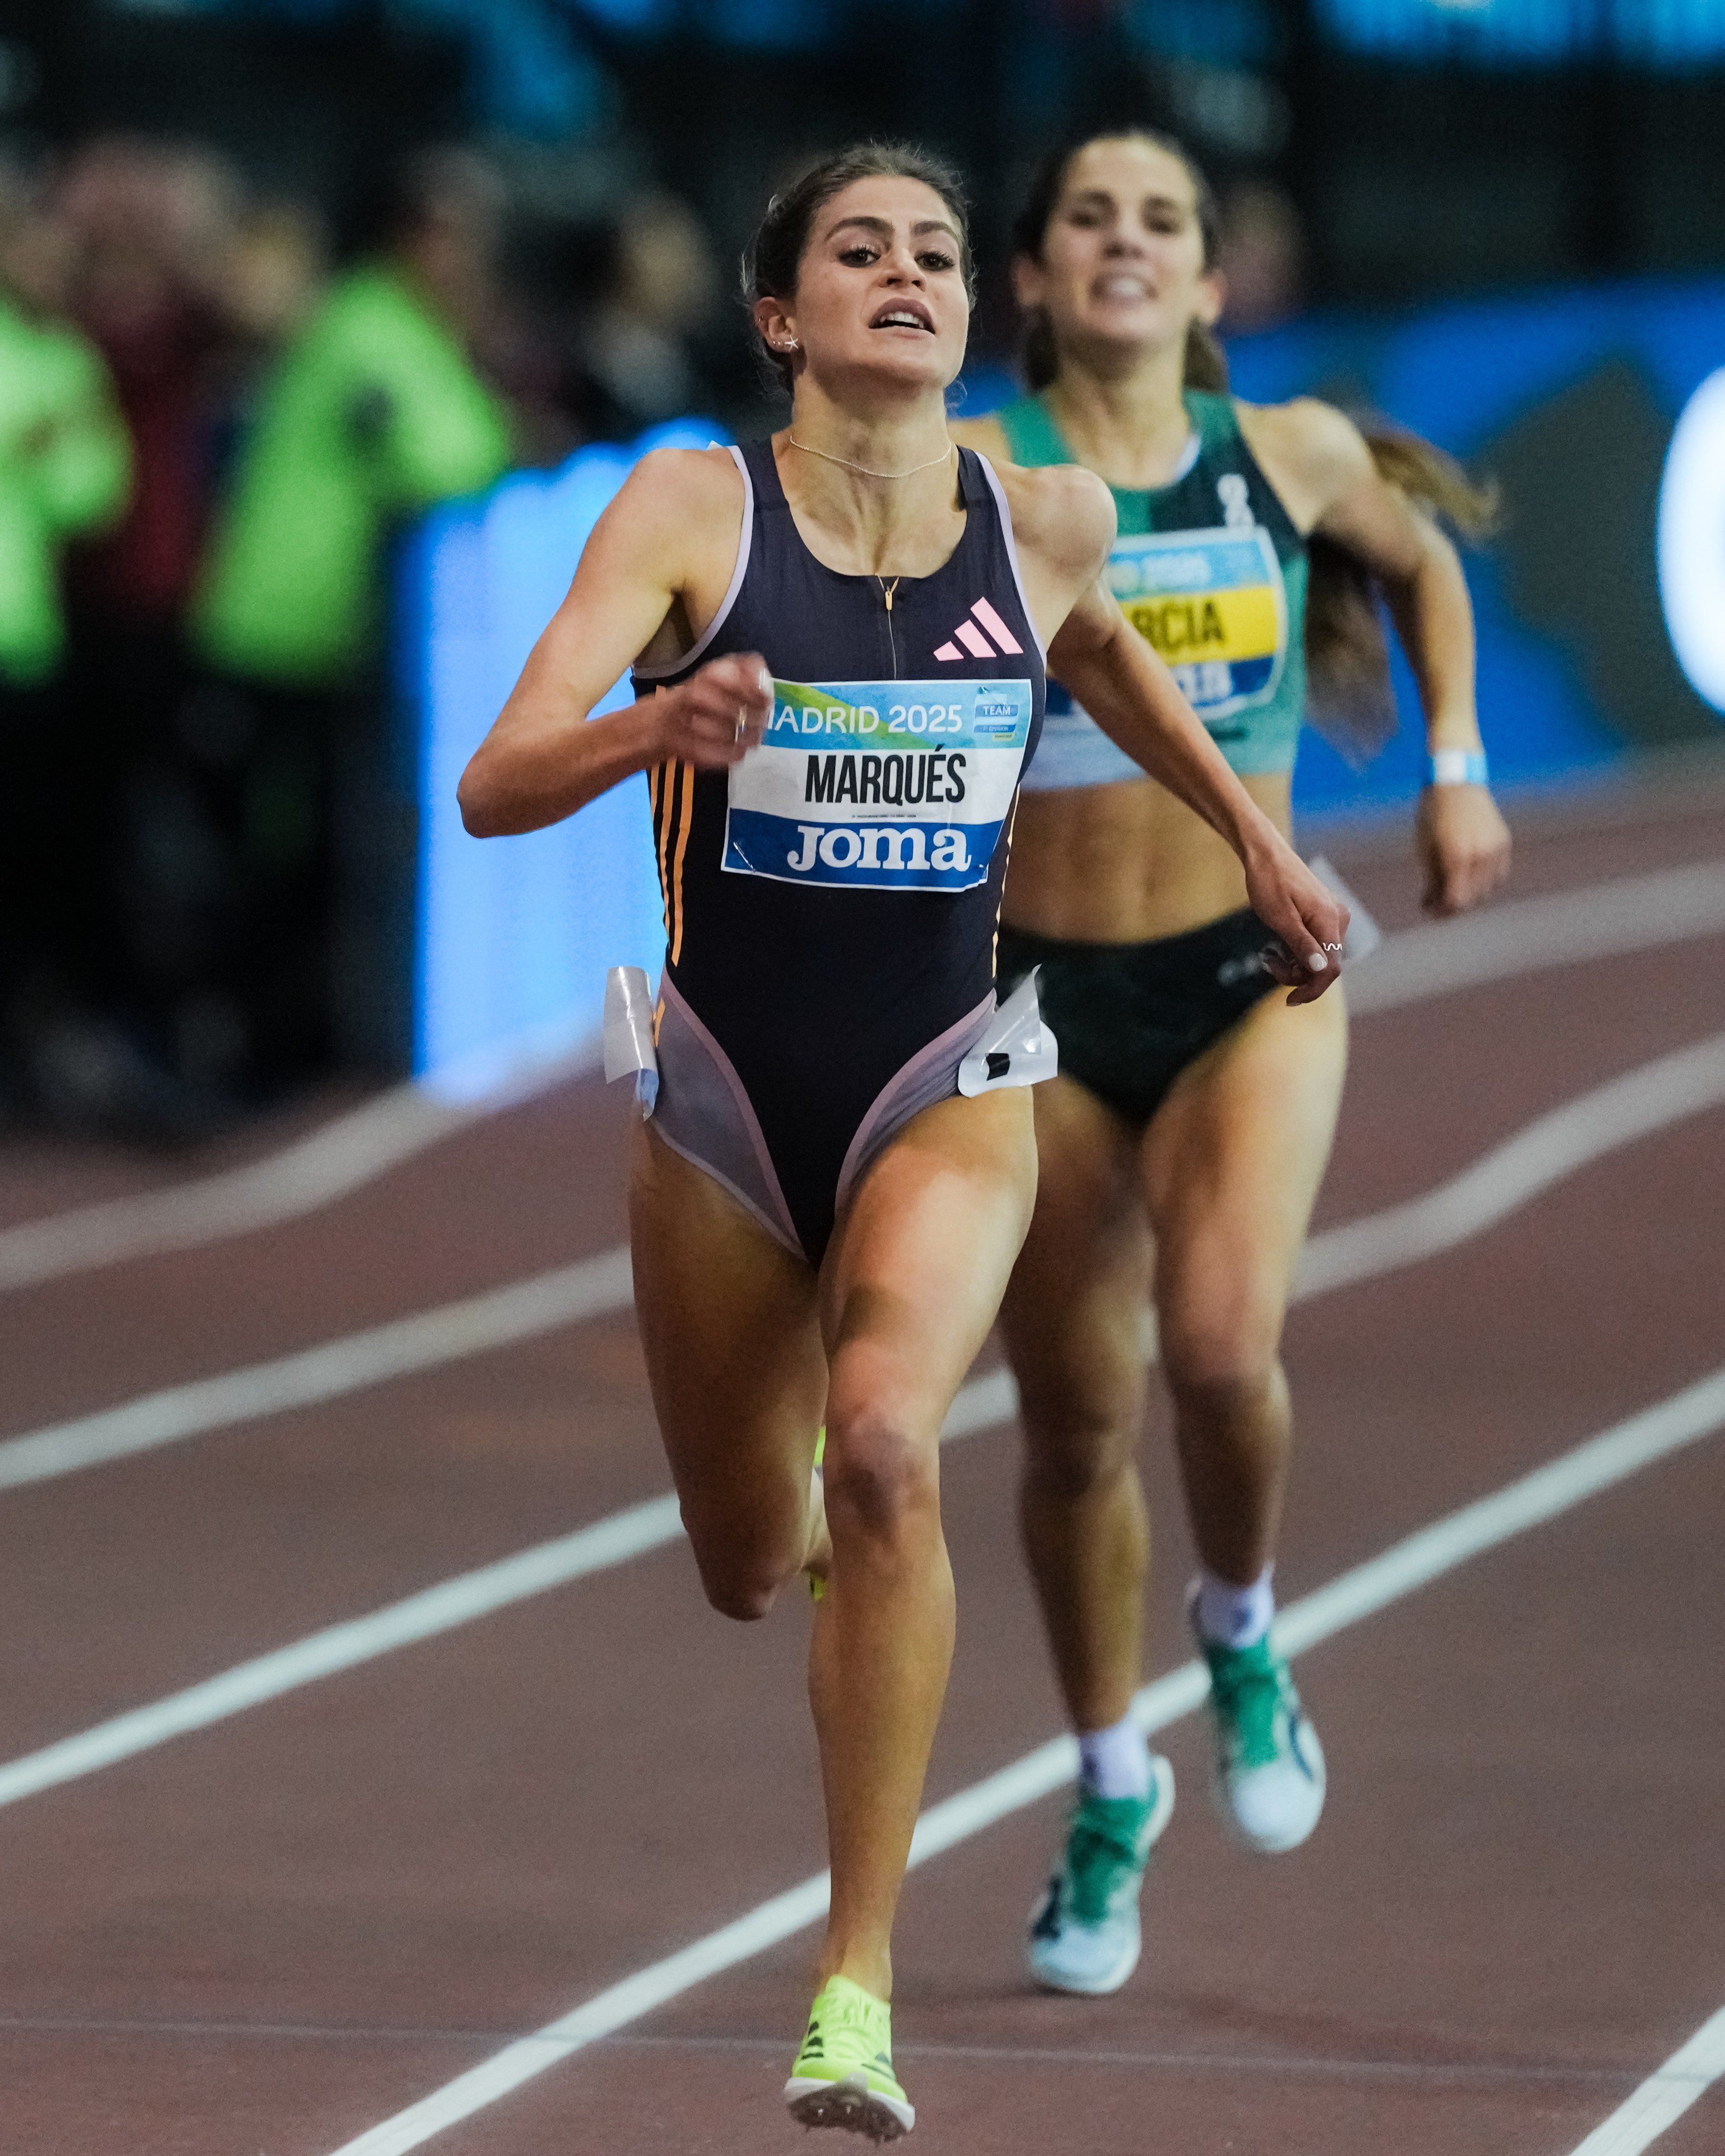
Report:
1566,2003,1725,2156
0,1034,593,1295
0,1249,633,1493
0,1368,1013,1811
0,1085,463,1294
1344,857,1725,1017
321,1363,1725,2156
0,1032,1714,1804
1297,1031,1725,1295
5,857,1720,1295
1,1033,1716,1817
17,1038,1713,1812
0,1495,681,1809
8,1029,1723,1497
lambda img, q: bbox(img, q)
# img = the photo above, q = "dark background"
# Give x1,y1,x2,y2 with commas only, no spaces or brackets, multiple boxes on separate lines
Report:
3,0,1723,1123
5,2,1724,364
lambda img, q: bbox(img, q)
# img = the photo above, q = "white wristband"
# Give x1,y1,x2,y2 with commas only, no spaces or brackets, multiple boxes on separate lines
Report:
1427,748,1488,787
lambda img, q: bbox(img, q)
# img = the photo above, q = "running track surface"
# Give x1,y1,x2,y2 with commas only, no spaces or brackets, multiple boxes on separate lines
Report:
2,779,1722,2156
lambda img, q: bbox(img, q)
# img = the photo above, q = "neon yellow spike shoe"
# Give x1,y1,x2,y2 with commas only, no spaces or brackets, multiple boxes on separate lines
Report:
808,1426,829,1603
784,1974,914,2140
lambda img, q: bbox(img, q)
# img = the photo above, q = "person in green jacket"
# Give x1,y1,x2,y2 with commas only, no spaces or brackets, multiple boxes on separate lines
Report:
0,209,132,1123
190,149,513,1082
194,148,512,687
0,274,131,685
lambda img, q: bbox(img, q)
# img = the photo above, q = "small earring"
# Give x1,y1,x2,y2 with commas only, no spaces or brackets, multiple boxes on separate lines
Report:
782,338,798,351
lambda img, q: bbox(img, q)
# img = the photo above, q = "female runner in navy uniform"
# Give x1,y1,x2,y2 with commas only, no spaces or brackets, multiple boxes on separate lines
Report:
954,131,1511,1998
460,143,1345,2139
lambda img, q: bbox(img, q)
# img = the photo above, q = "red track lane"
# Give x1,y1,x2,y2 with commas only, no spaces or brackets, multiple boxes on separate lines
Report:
412,1436,1725,2156
3,789,1720,1424
3,924,1719,1748
0,794,1720,2154
0,1075,634,1431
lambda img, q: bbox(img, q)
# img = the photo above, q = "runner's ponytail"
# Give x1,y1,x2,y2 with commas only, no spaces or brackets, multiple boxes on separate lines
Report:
1305,428,1500,765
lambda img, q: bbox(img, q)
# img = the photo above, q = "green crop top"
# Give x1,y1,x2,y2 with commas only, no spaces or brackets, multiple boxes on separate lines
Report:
996,389,1308,784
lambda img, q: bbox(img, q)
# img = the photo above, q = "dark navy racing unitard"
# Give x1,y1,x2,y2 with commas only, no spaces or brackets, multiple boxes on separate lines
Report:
631,438,1046,1264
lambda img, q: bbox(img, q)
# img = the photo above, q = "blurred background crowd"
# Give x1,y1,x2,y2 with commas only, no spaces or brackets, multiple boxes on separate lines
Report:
2,0,1723,1140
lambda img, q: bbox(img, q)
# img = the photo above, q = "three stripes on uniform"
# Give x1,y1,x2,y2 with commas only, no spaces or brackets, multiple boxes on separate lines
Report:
649,758,696,966
934,597,1023,664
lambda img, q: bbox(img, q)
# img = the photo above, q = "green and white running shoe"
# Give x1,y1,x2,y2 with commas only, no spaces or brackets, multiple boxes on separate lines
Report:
784,1974,914,2141
1192,1602,1325,1854
1026,1755,1175,1995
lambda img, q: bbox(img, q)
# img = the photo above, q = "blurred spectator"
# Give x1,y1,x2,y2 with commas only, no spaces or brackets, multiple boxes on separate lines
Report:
43,137,280,1135
60,138,241,628
1215,179,1305,335
0,164,134,1128
0,172,131,685
571,193,722,437
190,146,512,1081
222,198,326,354
209,195,330,494
194,145,510,688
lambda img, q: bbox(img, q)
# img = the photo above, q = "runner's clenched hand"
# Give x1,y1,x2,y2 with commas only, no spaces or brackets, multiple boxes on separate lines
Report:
1244,834,1350,1005
653,653,774,770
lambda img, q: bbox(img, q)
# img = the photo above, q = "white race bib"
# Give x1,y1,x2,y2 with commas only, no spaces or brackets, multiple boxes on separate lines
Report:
723,677,1033,893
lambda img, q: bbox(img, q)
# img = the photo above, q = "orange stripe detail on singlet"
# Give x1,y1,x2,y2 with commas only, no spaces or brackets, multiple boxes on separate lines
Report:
653,761,675,941
669,760,696,966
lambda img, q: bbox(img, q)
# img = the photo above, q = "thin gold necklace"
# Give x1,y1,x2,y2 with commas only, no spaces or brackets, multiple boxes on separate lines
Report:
788,435,954,481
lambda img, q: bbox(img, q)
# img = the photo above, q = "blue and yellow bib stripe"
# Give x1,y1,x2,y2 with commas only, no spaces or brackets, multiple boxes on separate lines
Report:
997,389,1308,782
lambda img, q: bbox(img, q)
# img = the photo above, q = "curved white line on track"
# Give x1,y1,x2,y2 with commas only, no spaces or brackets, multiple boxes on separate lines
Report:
317,1364,1725,2156
0,1249,631,1493
0,1030,1718,1811
1342,856,1725,1017
0,1492,682,1810
0,1036,593,1296
2,856,1720,1294
6,1029,1723,1496
1295,1030,1725,1295
0,1085,461,1294
0,1376,1017,1811
1566,2003,1725,2155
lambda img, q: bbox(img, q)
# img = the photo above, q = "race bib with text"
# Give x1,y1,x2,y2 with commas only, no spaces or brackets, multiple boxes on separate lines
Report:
1107,527,1287,722
723,678,1033,893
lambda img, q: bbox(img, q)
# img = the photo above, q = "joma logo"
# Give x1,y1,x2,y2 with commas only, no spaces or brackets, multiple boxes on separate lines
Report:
785,825,972,874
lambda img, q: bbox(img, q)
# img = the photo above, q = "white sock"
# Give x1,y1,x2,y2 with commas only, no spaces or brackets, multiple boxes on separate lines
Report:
1195,1564,1275,1651
1076,1712,1152,1800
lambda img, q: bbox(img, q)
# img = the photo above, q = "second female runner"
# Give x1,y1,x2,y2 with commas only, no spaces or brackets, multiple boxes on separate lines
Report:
955,129,1511,1998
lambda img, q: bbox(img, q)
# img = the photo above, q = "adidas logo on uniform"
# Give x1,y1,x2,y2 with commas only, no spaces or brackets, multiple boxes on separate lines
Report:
934,597,1022,663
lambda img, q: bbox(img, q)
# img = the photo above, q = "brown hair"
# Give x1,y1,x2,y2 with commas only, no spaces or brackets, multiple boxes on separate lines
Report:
1011,129,1228,397
741,142,975,395
1306,426,1500,765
